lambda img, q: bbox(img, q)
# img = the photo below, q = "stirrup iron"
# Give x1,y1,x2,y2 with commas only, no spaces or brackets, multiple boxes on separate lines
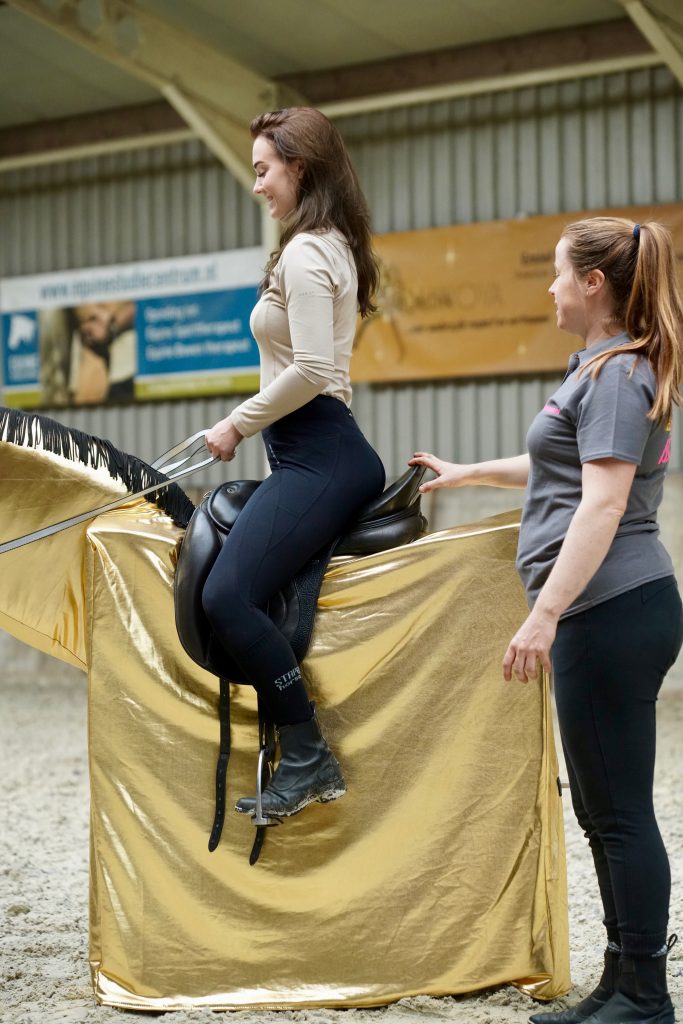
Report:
249,705,278,866
252,745,278,828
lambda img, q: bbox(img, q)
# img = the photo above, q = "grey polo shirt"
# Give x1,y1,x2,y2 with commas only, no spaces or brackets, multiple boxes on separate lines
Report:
517,333,675,615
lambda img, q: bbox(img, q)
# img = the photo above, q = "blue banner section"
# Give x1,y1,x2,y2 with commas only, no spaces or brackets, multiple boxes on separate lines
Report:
136,287,259,378
1,249,264,407
1,311,40,389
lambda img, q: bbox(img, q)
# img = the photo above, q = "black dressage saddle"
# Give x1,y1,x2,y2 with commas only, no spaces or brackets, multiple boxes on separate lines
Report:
174,463,427,682
173,463,427,860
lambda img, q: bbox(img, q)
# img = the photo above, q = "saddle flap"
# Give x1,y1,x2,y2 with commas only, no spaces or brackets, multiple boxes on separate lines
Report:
174,503,224,671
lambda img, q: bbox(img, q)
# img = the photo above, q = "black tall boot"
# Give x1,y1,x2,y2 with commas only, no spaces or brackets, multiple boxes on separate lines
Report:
529,943,621,1024
235,705,346,818
580,935,677,1024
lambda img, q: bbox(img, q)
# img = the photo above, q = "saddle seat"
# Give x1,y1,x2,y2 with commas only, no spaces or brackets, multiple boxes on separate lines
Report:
174,464,427,682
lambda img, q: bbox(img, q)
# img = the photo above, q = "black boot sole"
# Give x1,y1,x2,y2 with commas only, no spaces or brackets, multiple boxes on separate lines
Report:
235,782,346,817
529,1006,603,1024
580,993,674,1024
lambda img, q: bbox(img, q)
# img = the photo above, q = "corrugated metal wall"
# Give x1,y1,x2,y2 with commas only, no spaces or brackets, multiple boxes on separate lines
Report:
0,141,261,274
343,68,683,230
1,65,682,484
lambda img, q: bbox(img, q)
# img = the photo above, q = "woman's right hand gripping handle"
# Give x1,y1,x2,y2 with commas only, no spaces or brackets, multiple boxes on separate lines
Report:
409,452,474,493
408,452,531,493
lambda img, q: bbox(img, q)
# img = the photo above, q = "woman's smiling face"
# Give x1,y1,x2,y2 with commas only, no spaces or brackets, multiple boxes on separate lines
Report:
252,136,302,221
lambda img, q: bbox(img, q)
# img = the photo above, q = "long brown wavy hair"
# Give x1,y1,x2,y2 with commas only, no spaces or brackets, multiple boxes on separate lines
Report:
250,107,379,317
563,216,683,423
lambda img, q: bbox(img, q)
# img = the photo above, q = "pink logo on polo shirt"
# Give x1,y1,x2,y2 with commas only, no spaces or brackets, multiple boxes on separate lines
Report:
543,403,561,416
658,438,671,465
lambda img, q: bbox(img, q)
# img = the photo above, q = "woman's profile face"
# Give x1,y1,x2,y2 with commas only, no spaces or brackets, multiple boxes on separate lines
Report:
549,237,586,338
252,135,302,221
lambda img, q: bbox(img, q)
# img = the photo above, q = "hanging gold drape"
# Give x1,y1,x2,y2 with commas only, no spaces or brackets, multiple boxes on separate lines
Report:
82,504,569,1011
0,434,568,1010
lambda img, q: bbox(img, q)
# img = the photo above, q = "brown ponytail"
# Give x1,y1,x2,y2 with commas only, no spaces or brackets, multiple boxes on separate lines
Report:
562,216,683,423
250,107,379,317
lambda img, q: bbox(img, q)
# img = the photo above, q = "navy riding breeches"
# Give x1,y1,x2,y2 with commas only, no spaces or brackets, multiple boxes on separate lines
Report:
201,395,385,725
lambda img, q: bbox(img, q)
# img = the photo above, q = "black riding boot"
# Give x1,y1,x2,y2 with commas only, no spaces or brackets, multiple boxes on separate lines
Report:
235,706,346,818
580,936,677,1024
529,943,621,1024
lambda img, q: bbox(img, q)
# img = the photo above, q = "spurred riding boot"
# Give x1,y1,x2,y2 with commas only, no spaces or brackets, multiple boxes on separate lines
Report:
235,706,346,818
579,935,677,1024
529,943,622,1024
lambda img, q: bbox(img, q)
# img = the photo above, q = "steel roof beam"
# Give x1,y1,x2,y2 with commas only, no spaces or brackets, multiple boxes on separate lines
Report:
4,0,303,188
619,0,683,86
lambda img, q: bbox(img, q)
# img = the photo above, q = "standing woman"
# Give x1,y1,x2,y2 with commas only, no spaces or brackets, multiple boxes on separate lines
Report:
202,108,385,820
411,217,683,1024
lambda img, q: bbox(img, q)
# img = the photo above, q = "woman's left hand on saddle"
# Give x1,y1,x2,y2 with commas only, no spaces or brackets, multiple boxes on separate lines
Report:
205,417,244,462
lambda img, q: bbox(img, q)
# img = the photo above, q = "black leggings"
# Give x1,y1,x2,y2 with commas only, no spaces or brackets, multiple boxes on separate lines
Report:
202,396,385,726
552,577,683,957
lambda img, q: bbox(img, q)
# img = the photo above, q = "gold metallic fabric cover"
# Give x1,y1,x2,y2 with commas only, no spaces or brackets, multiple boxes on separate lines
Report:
83,505,569,1011
0,441,127,671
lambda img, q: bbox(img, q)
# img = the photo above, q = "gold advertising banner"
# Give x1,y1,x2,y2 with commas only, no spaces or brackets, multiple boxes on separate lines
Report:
352,203,683,383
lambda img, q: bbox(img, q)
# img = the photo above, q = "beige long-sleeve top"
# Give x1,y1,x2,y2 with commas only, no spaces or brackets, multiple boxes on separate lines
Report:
230,228,358,438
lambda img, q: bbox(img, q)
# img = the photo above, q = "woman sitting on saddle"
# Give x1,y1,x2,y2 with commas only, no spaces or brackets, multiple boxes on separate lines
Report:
203,107,385,821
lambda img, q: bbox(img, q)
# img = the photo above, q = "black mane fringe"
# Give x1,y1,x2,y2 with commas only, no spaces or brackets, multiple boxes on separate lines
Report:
0,406,195,528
